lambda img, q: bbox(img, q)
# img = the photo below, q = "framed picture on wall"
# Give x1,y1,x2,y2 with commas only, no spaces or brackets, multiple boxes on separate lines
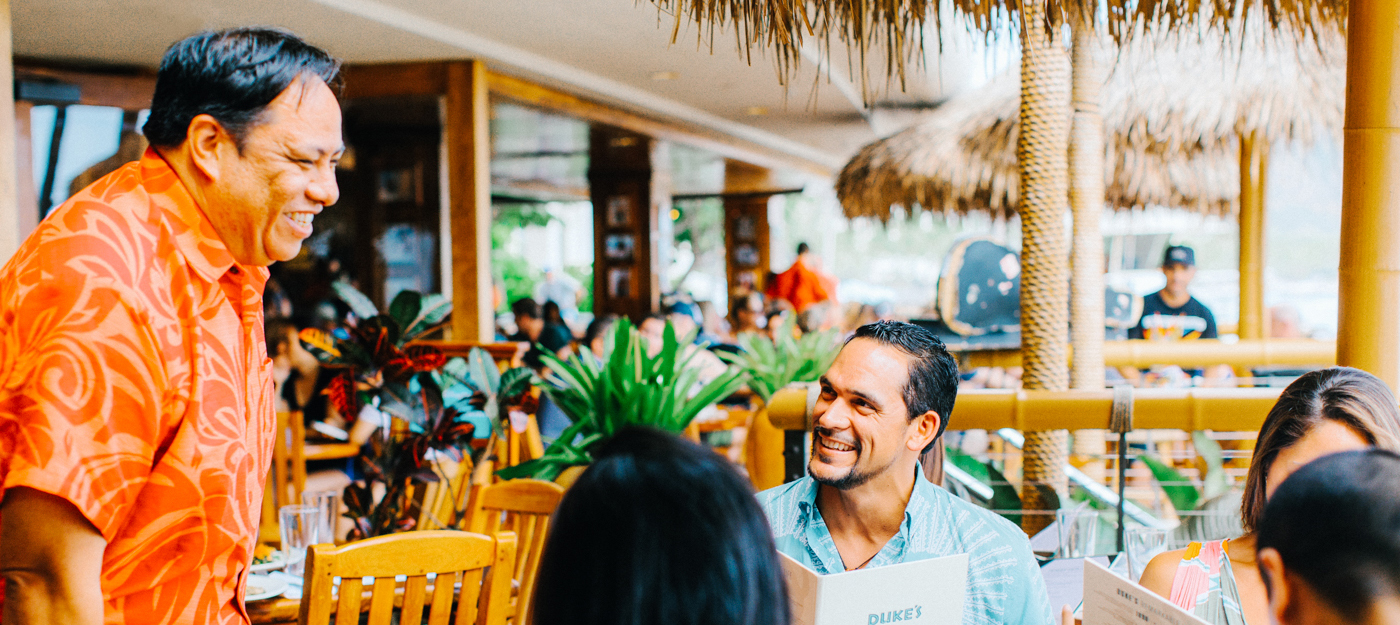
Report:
607,268,633,299
604,234,636,261
735,215,757,241
733,243,760,268
605,195,634,228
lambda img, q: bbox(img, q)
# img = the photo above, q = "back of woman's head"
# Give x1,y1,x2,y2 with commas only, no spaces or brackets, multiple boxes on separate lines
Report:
532,428,790,625
1242,367,1400,532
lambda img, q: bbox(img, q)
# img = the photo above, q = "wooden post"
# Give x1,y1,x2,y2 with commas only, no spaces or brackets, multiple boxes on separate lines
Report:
722,160,774,297
1238,132,1268,340
1337,0,1400,391
0,0,19,264
1069,18,1107,483
444,60,494,342
590,126,665,322
1017,0,1072,535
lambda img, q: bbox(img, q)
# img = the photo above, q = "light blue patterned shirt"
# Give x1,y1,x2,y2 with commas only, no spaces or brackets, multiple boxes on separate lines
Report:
757,467,1054,625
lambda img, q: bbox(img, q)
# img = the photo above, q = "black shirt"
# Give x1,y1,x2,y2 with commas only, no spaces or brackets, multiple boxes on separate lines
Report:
1129,291,1218,340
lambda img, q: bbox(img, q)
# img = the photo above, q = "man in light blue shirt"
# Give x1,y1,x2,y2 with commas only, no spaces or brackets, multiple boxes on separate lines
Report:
758,321,1053,625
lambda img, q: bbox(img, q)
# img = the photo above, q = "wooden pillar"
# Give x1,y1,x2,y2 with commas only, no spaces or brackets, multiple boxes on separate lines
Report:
1238,132,1268,340
722,160,774,298
1337,0,1400,391
1017,0,1072,535
445,60,493,342
590,126,665,322
0,0,19,264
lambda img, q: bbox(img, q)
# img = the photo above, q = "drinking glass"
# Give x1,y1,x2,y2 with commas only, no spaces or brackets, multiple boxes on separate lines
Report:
1126,527,1169,582
301,490,342,545
1056,507,1100,558
279,505,320,578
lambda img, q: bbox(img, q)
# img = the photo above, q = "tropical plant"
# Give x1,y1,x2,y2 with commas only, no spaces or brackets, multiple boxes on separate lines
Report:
496,319,748,481
717,315,842,402
298,284,534,538
1140,431,1230,514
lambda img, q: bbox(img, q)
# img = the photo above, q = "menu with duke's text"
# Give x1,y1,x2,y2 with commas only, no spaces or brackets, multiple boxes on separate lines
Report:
780,552,968,625
1082,560,1209,625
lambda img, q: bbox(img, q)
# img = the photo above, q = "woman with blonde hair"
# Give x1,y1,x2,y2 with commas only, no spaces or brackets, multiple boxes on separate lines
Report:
1140,367,1400,625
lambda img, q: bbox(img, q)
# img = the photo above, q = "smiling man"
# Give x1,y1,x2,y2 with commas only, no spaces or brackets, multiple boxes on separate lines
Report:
0,29,341,624
758,321,1053,625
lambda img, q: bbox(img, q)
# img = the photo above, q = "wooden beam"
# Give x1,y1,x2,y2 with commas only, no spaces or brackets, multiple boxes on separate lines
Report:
341,62,447,100
13,60,154,110
445,61,494,342
722,160,775,296
488,71,831,177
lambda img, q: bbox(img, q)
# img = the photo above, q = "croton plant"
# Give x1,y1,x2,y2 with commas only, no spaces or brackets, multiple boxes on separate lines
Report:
299,283,532,539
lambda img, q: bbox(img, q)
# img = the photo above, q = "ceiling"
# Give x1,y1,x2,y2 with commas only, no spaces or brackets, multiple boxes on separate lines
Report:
13,0,1013,177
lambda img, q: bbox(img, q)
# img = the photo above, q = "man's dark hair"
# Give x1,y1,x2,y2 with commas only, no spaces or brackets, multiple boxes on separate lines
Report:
534,428,790,625
796,242,810,255
143,27,342,149
1257,449,1400,622
511,297,542,321
850,321,959,451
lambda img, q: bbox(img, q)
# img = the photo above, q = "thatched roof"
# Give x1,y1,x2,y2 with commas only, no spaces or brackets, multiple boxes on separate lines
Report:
648,0,1345,99
836,32,1344,220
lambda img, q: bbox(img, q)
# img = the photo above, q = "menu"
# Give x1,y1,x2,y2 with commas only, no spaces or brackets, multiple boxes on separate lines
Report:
1082,559,1209,625
779,552,968,625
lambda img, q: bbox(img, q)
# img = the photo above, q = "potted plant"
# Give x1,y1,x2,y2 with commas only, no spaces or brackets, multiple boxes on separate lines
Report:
299,284,532,538
496,318,747,482
717,315,842,489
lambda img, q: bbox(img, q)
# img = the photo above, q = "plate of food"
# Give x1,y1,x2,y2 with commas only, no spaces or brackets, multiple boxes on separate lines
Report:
245,573,288,602
249,550,285,574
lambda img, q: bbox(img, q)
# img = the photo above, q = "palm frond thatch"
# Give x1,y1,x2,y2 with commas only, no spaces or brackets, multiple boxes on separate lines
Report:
649,0,1344,99
836,31,1344,221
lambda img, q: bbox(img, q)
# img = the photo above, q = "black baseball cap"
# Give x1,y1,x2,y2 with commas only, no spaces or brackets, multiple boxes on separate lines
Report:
1163,245,1196,268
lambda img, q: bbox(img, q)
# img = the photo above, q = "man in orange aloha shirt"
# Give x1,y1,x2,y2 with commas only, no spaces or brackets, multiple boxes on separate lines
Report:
765,242,833,314
0,29,343,624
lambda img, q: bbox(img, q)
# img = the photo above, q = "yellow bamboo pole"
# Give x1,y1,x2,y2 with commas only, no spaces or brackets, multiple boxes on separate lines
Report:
1337,0,1400,392
1069,18,1107,482
1017,0,1072,533
962,338,1337,369
1238,132,1268,340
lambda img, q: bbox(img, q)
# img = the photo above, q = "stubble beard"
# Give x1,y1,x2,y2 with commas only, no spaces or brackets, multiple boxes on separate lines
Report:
809,428,881,490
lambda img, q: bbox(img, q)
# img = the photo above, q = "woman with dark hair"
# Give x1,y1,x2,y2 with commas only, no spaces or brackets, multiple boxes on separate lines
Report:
1140,367,1400,625
532,428,791,625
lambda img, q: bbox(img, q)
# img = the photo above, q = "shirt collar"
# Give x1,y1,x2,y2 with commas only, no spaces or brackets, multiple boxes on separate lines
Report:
795,464,935,572
139,147,245,283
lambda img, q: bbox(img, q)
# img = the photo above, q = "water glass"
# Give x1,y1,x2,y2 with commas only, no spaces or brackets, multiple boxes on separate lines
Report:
1056,507,1100,558
1126,527,1170,582
279,504,320,578
301,490,342,545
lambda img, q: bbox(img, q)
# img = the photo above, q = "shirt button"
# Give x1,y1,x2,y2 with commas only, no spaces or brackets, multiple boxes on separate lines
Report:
230,266,240,275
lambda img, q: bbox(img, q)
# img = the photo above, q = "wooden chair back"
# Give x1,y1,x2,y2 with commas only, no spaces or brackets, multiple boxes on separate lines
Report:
417,452,473,531
261,410,307,545
298,529,517,625
465,480,566,624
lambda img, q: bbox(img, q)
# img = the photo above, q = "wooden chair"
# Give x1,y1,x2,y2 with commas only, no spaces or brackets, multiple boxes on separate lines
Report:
417,452,473,531
260,411,308,545
298,529,517,625
465,480,566,625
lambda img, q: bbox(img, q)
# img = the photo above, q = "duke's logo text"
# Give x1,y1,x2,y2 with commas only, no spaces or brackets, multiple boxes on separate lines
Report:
868,605,923,623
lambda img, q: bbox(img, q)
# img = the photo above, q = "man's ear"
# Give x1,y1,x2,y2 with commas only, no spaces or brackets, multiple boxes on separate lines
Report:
186,113,232,181
907,410,941,453
1258,547,1291,625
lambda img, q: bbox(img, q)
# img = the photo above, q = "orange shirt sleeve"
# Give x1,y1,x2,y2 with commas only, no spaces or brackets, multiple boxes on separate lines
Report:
0,227,170,542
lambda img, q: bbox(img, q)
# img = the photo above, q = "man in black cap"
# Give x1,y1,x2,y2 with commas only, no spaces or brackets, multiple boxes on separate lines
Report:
1130,245,1219,341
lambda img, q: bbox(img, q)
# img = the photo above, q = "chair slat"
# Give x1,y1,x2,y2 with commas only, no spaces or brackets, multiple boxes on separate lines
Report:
335,577,363,624
454,568,485,625
401,575,428,624
366,577,397,625
426,571,458,625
